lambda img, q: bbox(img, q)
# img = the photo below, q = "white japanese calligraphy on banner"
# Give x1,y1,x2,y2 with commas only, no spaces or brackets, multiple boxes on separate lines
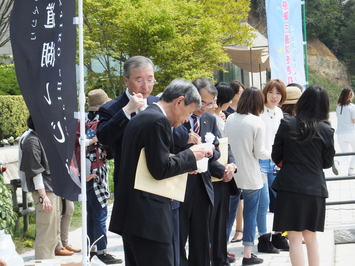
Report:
11,0,81,201
266,0,306,88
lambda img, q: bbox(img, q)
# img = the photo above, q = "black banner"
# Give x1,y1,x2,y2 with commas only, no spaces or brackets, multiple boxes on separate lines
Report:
10,0,81,201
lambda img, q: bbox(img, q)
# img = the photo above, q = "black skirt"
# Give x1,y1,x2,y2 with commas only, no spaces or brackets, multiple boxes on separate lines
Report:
272,191,326,232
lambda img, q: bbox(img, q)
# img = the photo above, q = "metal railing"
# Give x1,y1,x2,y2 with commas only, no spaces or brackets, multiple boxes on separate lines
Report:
10,179,35,233
326,152,355,206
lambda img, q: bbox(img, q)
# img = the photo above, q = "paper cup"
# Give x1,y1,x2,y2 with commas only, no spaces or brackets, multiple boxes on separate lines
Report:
196,157,208,173
203,142,213,153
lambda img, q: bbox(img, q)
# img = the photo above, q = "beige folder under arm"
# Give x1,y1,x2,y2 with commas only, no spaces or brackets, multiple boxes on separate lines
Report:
211,137,228,182
134,148,188,202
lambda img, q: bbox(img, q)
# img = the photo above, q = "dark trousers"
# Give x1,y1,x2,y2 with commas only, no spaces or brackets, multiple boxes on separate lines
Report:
180,176,212,266
172,201,180,266
211,181,231,266
87,179,108,251
122,233,174,266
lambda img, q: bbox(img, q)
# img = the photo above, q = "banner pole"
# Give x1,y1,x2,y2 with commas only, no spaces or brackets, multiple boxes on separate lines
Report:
302,0,309,87
77,0,89,265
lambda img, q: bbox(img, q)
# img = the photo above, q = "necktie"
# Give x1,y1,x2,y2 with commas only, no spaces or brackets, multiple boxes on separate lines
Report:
191,114,200,134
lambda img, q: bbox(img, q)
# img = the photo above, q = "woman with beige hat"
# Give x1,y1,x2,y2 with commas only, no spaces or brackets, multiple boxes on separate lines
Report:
85,89,123,264
281,85,302,117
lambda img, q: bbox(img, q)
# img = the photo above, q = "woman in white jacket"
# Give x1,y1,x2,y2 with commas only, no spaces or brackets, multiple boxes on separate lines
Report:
333,87,355,176
225,87,270,266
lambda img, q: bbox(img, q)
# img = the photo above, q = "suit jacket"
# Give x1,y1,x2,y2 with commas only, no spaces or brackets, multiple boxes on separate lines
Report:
109,104,197,243
271,116,335,198
97,91,159,187
175,112,222,204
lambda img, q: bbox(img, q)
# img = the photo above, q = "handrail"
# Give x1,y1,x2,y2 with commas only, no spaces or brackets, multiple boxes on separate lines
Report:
326,152,355,206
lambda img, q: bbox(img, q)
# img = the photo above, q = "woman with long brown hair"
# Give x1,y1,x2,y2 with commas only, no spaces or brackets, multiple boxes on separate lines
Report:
332,87,355,176
272,85,335,266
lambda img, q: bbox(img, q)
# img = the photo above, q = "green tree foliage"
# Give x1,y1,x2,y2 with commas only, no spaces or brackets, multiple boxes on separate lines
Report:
338,1,355,77
0,55,20,95
250,0,266,23
306,0,343,52
83,0,252,96
0,96,28,139
305,0,355,79
0,174,17,234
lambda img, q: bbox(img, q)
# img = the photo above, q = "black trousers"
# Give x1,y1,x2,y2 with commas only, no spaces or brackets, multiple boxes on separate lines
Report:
122,233,174,266
211,181,231,266
179,176,212,266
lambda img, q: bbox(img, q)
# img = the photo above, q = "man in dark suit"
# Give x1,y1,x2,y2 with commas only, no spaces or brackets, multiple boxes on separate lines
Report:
176,78,222,266
209,142,239,266
109,79,210,266
98,56,192,265
97,55,159,190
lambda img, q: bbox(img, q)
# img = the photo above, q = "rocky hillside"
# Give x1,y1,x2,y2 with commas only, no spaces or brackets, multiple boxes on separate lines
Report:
307,39,350,87
248,12,350,88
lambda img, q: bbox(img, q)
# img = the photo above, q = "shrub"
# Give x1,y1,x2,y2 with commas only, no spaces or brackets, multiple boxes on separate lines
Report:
0,95,29,139
0,174,17,234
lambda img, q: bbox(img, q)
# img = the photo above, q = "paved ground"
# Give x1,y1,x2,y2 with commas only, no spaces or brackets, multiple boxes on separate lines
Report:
21,112,355,265
21,201,354,266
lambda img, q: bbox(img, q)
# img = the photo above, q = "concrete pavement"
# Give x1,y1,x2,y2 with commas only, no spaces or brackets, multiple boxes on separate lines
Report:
21,198,354,266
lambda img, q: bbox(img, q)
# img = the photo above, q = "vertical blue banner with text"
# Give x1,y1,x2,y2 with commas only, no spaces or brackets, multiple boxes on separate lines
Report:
10,0,81,201
266,0,306,88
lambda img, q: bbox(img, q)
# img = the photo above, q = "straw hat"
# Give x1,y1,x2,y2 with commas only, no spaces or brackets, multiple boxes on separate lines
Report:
284,86,302,105
87,89,111,111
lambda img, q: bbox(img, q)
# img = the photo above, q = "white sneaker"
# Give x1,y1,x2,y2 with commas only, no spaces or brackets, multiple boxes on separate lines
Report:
332,160,339,175
348,168,355,176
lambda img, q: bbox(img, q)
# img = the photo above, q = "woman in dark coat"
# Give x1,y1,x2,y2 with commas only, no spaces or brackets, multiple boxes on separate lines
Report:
271,85,335,266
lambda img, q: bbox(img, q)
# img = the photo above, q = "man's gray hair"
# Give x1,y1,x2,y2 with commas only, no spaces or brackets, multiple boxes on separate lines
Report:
161,79,201,106
192,77,217,97
123,56,155,77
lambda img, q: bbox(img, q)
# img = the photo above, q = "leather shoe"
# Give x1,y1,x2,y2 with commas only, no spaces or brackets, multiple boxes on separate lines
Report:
65,245,81,253
230,237,242,243
230,230,243,242
227,252,236,263
55,246,74,256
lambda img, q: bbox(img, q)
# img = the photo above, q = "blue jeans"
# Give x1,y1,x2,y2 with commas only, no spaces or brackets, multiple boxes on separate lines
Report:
87,179,108,251
241,188,261,246
259,159,277,213
257,182,269,236
259,159,277,198
227,193,241,240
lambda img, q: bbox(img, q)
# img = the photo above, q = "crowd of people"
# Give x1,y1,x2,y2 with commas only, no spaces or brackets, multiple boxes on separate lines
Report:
17,55,348,266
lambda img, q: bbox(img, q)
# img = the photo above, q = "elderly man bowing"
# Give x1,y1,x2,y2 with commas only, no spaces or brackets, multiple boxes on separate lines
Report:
109,79,210,266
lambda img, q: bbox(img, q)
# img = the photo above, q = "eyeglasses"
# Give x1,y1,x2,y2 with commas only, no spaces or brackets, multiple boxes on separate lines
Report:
201,100,215,109
129,78,156,86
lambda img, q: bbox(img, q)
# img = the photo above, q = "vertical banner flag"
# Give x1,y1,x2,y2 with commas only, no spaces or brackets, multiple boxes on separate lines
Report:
266,0,306,88
10,0,81,201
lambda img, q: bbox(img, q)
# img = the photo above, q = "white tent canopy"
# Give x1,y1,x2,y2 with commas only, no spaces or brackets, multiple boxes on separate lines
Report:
224,27,270,73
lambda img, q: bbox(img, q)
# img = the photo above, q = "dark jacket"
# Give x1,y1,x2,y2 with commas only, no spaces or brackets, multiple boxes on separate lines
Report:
174,112,222,204
109,104,196,243
21,131,53,192
271,117,335,198
97,91,159,189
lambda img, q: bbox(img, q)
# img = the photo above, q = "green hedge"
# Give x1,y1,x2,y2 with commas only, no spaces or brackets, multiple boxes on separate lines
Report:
0,96,29,139
0,174,17,234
